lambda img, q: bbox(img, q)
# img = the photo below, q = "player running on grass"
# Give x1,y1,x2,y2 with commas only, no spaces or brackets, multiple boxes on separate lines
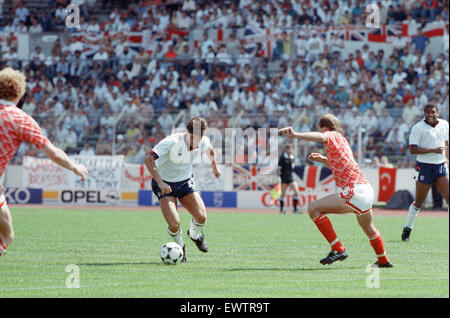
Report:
277,144,301,214
144,117,221,263
0,67,88,257
280,114,393,267
402,104,449,242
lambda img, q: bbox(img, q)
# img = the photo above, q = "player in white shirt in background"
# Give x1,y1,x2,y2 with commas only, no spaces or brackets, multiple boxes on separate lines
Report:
144,117,221,262
402,104,449,241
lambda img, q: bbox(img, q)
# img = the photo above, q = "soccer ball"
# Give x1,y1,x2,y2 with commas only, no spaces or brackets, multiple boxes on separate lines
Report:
160,242,184,265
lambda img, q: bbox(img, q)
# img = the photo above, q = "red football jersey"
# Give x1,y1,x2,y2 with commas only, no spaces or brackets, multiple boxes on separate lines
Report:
0,99,50,178
324,130,368,189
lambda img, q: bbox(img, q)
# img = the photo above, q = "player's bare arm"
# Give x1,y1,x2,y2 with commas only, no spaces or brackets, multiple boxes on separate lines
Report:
279,127,327,143
308,153,330,168
409,144,448,155
41,142,88,181
207,145,221,178
446,140,449,162
144,152,172,194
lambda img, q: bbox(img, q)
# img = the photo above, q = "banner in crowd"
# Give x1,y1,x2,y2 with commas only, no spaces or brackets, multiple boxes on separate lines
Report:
295,23,447,42
233,164,278,191
242,26,294,57
233,164,336,192
74,29,189,57
23,156,124,191
192,164,227,191
122,163,153,190
22,156,72,189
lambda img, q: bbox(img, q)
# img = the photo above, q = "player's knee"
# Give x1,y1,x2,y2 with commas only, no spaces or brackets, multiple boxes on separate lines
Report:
195,213,207,225
362,224,376,236
413,200,424,209
168,222,180,234
307,203,320,219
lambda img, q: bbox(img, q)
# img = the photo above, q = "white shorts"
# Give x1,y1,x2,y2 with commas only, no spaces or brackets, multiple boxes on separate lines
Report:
0,184,5,208
338,183,374,215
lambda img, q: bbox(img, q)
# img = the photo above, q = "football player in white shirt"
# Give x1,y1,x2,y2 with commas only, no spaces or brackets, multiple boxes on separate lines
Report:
144,118,221,262
402,104,449,241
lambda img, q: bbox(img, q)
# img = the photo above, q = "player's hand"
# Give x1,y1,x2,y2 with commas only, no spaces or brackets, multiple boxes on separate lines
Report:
158,181,172,194
73,164,88,182
279,127,297,138
213,167,221,178
308,153,326,163
433,146,447,154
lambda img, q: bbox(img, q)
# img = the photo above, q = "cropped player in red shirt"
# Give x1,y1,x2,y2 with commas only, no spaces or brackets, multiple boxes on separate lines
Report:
0,68,88,257
280,114,392,268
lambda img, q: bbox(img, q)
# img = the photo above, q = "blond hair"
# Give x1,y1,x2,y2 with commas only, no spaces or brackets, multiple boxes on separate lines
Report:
0,67,27,101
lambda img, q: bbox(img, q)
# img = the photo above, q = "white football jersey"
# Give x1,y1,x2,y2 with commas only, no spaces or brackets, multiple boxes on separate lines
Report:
151,133,212,182
409,119,449,164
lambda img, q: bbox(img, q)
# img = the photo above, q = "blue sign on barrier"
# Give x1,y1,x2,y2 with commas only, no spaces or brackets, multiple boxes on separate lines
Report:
137,190,237,208
201,192,237,208
4,188,43,204
138,190,153,206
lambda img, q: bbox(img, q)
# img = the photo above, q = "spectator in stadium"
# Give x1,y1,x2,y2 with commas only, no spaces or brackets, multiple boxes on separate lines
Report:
13,1,29,25
95,137,112,155
29,18,43,33
384,124,405,155
65,127,79,152
411,28,430,54
72,108,90,143
79,143,95,156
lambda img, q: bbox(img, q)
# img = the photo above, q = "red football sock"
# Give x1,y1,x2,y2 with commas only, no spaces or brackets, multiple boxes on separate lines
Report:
313,214,345,252
0,242,6,256
368,230,389,265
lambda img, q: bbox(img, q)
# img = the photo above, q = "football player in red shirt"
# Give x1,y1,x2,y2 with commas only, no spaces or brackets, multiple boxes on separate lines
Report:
280,114,392,267
0,68,88,257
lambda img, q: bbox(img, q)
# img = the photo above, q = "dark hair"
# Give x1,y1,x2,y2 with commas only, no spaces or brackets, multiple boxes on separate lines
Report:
186,117,208,136
318,114,345,135
423,103,438,113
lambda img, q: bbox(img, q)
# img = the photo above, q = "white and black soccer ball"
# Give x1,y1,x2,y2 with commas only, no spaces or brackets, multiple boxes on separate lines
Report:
160,242,184,265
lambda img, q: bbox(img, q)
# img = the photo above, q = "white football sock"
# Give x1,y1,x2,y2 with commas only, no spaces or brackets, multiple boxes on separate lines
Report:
188,218,205,240
168,228,185,248
405,203,420,229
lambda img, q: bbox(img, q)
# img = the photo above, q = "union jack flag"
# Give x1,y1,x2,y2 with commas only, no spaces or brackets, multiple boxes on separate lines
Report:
349,29,368,42
233,164,277,191
242,26,272,57
293,165,336,193
233,164,336,192
386,24,407,37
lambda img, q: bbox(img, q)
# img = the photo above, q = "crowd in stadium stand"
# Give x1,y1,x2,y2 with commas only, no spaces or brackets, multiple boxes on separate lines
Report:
0,0,449,168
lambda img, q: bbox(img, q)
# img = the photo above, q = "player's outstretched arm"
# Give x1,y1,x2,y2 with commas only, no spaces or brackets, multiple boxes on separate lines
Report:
41,142,88,181
279,127,327,143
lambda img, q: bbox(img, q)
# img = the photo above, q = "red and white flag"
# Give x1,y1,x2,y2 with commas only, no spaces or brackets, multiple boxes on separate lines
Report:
378,166,397,202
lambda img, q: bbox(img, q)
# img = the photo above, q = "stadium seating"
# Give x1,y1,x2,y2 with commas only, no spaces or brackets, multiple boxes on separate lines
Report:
0,0,448,168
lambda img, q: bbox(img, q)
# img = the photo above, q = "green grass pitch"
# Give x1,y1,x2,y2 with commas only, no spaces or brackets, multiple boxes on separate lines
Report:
0,207,448,298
